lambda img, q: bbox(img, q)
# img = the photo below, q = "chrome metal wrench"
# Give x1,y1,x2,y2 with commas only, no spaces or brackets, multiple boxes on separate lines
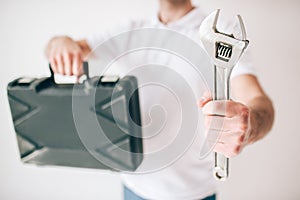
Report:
199,9,249,181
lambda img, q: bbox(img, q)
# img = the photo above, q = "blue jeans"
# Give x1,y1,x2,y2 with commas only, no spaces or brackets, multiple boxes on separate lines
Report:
123,186,216,200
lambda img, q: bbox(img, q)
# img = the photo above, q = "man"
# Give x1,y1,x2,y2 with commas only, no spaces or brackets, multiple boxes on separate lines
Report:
45,0,274,199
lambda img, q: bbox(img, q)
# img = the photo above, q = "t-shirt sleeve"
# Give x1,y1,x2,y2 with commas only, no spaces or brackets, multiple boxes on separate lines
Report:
231,45,257,78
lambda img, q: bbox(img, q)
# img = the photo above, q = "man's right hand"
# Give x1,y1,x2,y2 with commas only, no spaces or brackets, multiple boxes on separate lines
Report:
45,36,90,77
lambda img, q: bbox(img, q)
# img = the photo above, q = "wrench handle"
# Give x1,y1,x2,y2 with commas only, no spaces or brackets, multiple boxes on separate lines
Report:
213,65,232,181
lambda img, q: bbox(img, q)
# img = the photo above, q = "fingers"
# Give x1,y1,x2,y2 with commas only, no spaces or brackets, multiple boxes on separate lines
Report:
55,54,65,75
207,130,245,146
52,53,82,76
50,57,57,74
205,115,249,133
46,36,84,77
213,142,242,158
63,53,72,76
201,100,251,157
202,100,250,118
72,52,83,76
205,117,246,146
205,129,245,158
50,52,81,76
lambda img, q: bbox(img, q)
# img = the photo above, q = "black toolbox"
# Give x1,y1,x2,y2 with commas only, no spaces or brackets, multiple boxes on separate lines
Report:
7,62,143,172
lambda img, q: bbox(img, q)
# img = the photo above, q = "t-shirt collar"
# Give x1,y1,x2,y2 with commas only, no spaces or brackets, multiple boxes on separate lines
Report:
151,7,206,29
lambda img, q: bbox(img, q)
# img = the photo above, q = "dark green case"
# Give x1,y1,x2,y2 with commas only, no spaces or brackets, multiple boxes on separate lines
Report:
7,62,143,172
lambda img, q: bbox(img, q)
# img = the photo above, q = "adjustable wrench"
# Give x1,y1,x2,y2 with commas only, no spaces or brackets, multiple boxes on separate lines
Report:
199,9,249,181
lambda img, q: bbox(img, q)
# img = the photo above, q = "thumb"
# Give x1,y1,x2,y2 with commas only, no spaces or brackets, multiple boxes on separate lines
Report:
198,91,212,108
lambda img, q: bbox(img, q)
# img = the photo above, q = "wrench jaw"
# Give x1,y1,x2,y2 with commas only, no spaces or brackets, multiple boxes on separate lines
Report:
199,9,249,70
233,15,247,41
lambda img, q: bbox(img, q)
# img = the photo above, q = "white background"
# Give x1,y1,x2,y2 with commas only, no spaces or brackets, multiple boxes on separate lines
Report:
1,0,300,199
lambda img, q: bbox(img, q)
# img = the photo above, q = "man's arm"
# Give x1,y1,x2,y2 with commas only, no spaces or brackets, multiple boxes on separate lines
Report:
45,36,91,76
199,74,274,157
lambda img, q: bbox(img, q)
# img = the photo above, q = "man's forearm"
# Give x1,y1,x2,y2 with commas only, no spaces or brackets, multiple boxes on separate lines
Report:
247,95,274,144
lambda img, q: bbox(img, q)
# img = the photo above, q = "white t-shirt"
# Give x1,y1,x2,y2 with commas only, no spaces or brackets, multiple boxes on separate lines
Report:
86,7,256,200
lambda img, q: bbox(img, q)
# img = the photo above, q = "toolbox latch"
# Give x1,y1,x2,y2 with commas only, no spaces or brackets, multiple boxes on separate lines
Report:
17,78,36,86
100,76,119,84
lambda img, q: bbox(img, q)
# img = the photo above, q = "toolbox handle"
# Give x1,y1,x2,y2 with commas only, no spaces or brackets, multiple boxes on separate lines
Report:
49,62,90,83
